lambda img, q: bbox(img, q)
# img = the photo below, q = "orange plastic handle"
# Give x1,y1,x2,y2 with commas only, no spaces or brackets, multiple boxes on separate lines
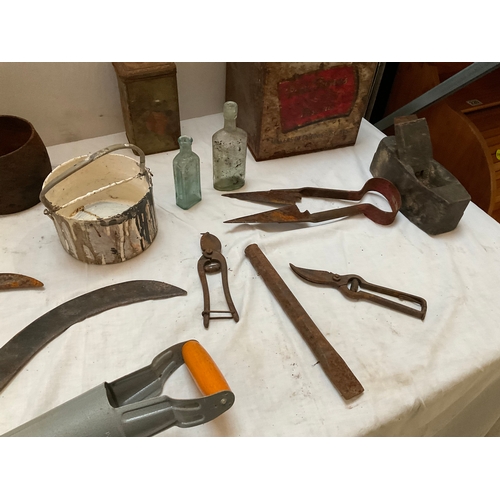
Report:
182,340,231,395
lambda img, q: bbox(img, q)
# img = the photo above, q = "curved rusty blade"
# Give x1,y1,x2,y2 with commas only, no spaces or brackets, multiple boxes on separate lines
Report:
0,280,187,394
0,273,44,290
289,264,336,286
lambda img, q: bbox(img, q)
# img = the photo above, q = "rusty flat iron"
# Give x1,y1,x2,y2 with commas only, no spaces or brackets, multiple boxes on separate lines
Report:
370,115,471,235
197,233,239,329
0,273,43,290
223,177,401,225
290,264,427,320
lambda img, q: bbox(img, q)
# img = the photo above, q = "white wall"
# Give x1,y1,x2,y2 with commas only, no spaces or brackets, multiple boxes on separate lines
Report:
0,62,226,147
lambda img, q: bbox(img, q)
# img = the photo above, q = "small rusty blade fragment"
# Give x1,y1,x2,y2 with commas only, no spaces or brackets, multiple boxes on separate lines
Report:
0,273,44,290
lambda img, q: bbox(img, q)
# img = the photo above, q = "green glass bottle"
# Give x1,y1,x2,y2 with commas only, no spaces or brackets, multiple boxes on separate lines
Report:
173,136,202,209
212,101,247,191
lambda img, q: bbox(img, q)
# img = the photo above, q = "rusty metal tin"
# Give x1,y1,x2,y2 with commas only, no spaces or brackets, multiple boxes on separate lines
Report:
112,62,181,155
0,115,52,214
40,144,158,265
225,63,378,161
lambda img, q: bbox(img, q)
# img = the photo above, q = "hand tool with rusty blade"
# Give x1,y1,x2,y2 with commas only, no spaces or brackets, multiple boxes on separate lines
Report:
290,264,427,320
0,273,44,290
223,177,401,226
245,243,363,400
198,232,239,328
0,280,187,394
3,340,234,437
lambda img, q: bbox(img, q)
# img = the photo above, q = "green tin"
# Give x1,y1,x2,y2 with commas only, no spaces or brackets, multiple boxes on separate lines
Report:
113,62,181,155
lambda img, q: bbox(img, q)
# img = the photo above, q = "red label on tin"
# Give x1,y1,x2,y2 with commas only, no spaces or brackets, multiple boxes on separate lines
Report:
278,66,357,133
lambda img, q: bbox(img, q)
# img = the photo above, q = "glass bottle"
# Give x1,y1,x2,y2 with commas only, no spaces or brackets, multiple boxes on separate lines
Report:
212,101,247,191
173,136,202,209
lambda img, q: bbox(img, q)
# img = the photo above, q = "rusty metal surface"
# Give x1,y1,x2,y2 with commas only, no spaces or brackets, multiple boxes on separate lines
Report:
290,264,427,320
225,62,378,161
223,177,401,226
370,116,471,235
0,273,43,290
0,280,187,394
244,243,363,400
0,115,52,215
113,62,180,155
197,233,239,329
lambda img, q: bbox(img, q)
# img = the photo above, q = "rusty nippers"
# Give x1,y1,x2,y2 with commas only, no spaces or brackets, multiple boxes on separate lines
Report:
197,233,239,329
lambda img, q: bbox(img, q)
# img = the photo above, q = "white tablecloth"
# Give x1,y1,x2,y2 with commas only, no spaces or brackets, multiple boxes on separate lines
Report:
2,114,500,437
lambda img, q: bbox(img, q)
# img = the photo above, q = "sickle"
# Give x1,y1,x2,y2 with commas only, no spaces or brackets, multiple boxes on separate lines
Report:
0,280,187,393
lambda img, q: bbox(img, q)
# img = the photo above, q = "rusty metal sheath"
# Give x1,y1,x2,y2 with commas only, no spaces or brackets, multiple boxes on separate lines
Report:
244,244,364,400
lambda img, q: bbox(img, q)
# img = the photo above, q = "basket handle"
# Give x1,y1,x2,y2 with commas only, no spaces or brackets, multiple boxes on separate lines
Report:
39,143,146,213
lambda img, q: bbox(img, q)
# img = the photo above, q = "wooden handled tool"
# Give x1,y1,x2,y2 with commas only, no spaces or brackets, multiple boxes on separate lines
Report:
245,244,364,400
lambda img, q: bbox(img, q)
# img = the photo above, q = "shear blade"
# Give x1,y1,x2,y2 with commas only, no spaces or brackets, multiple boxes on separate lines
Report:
289,264,334,285
223,190,302,205
0,273,44,290
225,204,310,224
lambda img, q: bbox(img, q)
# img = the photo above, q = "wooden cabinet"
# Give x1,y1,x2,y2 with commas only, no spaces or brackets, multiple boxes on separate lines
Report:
382,63,500,221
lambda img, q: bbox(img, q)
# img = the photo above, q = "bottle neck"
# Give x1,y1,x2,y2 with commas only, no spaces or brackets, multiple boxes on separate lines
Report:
179,143,192,154
224,117,237,132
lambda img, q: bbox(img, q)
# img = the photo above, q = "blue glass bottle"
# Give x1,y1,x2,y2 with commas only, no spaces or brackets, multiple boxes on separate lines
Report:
173,136,202,209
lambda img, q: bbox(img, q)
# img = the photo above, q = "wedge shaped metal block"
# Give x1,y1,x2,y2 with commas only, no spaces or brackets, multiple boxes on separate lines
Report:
370,135,471,235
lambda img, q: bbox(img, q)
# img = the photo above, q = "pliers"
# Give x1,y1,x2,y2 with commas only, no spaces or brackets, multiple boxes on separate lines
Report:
290,264,427,320
197,232,239,328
